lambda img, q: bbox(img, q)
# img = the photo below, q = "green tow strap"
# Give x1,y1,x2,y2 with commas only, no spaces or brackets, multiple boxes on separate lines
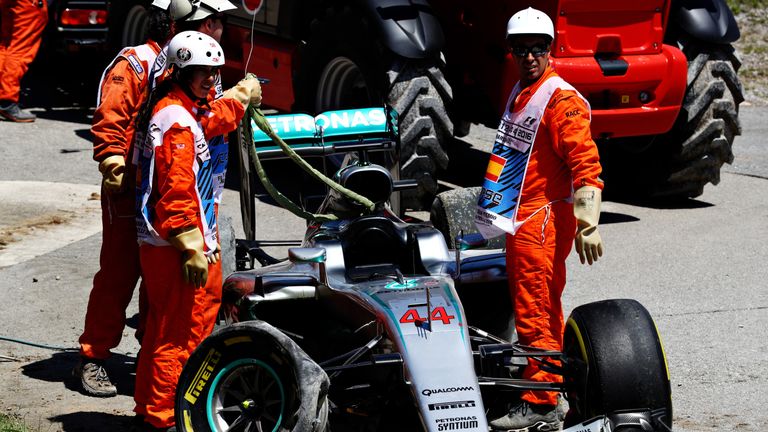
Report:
245,104,376,222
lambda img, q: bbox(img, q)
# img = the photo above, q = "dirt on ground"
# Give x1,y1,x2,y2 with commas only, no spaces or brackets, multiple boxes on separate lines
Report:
735,8,768,106
0,5,766,432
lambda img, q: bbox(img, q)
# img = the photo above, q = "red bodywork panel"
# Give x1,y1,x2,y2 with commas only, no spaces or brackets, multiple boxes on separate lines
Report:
435,0,689,139
219,0,689,139
551,46,687,138
220,25,297,112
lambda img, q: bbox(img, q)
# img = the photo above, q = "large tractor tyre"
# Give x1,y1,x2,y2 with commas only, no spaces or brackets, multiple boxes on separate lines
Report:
563,299,672,430
295,4,453,211
176,322,329,432
601,42,743,201
116,2,150,49
430,187,505,249
657,41,744,198
388,61,454,210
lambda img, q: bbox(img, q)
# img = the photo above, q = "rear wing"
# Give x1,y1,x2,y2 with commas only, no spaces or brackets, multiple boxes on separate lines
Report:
249,106,399,160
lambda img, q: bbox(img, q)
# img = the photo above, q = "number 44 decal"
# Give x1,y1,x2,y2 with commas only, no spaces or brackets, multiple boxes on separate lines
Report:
399,306,455,325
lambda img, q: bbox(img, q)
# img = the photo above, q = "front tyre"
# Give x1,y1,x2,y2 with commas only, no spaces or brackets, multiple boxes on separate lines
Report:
176,322,328,432
563,299,672,429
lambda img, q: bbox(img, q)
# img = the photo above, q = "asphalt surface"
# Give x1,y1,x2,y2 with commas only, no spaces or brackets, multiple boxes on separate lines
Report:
0,90,766,431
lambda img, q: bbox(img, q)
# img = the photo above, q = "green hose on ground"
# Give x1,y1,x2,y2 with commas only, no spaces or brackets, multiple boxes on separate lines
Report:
0,335,77,352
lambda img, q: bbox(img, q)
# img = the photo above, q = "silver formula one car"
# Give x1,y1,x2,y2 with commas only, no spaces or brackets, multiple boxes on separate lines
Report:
174,107,673,432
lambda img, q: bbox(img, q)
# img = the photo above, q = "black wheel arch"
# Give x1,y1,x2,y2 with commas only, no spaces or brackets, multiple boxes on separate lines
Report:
290,0,444,61
354,0,444,60
668,0,740,44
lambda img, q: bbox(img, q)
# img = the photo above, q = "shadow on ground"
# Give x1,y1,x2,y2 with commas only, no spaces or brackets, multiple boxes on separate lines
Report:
439,136,490,191
49,411,137,432
604,193,715,210
18,46,103,126
22,351,138,398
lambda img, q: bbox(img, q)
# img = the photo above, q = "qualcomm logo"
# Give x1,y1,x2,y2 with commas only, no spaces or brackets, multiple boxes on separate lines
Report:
421,386,474,397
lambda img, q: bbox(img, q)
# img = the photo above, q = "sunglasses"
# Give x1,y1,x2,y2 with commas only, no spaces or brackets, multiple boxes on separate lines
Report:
190,66,220,78
510,44,550,58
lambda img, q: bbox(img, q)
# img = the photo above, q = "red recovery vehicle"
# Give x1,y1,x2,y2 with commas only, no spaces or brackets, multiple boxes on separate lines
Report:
214,0,741,207
54,0,743,234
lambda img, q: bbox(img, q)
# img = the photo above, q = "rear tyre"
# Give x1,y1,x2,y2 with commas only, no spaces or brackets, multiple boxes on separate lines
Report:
430,187,505,249
601,42,743,200
563,299,672,429
218,215,236,279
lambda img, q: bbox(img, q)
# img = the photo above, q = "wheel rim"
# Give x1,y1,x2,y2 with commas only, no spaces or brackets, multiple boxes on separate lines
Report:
315,56,371,111
123,5,149,47
207,359,286,432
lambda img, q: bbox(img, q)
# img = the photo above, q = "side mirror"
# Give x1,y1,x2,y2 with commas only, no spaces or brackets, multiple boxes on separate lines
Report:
454,232,489,279
456,232,488,251
289,247,327,285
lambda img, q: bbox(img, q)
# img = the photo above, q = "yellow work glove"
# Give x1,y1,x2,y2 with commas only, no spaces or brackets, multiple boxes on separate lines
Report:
207,243,221,264
168,228,209,287
98,155,125,194
574,185,604,265
222,75,262,109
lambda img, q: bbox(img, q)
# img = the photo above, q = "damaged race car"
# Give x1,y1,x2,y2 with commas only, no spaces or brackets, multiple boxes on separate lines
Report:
174,106,673,432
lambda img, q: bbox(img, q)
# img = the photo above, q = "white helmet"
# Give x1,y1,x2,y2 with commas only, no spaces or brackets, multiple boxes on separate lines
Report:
167,31,225,69
506,7,554,41
184,0,237,21
150,0,194,21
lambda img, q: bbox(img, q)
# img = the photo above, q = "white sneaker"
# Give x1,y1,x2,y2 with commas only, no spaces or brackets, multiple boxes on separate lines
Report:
489,400,561,432
73,359,117,397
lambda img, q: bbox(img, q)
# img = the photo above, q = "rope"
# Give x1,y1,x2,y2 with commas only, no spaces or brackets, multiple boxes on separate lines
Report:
244,97,378,221
245,107,338,222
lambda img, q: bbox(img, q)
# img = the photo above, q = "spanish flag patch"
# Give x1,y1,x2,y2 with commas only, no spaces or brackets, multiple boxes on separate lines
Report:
485,153,506,183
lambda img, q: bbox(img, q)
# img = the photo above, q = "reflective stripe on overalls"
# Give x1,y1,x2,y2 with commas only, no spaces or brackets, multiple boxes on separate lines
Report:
475,75,585,239
135,103,218,254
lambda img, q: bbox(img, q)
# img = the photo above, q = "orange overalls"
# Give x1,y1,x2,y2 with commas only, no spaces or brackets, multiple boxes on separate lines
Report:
134,83,243,428
79,41,162,361
0,0,47,103
504,66,602,405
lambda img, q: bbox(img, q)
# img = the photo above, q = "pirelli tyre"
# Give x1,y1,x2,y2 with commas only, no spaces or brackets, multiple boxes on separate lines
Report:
296,4,453,211
601,42,743,200
218,215,236,279
430,186,505,249
175,321,329,432
563,299,673,430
